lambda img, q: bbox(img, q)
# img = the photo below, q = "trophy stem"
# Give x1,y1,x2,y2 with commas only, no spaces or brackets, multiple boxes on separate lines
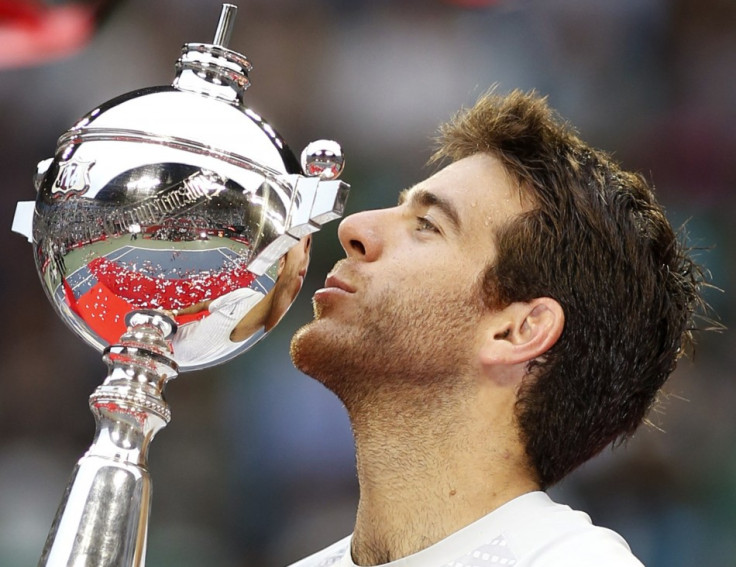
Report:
39,311,178,567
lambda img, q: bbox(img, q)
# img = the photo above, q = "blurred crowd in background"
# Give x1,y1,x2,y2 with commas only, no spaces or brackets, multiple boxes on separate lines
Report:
0,0,734,565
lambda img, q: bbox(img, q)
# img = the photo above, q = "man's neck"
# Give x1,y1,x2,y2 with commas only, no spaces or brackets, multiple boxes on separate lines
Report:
347,385,538,566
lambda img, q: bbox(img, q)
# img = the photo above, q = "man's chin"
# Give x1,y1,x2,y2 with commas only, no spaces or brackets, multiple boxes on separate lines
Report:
289,317,352,384
289,319,322,377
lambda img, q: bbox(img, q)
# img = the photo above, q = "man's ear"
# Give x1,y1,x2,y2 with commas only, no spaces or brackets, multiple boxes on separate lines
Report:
479,297,564,366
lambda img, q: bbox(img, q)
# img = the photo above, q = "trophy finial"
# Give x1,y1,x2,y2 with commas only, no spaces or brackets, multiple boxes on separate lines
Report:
213,4,238,48
301,140,346,180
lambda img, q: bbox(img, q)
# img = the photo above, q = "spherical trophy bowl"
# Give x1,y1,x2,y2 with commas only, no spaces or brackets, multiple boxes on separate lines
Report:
32,89,316,372
29,9,347,372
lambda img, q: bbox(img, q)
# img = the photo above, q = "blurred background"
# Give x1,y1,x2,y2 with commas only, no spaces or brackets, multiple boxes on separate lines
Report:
0,0,734,565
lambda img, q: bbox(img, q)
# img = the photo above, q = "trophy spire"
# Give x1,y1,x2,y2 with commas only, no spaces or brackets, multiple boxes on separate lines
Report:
213,3,238,47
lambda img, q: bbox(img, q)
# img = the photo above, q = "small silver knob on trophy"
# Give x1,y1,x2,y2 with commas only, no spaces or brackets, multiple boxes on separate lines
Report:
12,4,349,566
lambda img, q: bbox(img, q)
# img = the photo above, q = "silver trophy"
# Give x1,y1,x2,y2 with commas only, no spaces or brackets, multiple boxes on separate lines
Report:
12,4,348,565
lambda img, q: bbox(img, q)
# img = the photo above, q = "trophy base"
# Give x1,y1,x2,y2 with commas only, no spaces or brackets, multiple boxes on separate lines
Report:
39,310,178,567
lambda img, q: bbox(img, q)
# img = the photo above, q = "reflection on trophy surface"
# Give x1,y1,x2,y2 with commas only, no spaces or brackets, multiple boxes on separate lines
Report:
12,3,348,565
167,234,312,367
28,77,346,371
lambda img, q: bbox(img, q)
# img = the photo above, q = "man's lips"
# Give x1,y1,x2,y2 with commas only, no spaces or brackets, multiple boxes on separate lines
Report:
322,274,356,293
313,273,356,303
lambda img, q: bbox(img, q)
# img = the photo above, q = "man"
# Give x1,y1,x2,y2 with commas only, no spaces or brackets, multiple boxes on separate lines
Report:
288,90,703,566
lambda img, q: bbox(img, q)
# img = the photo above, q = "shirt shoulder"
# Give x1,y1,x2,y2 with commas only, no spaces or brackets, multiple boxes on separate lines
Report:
501,493,644,567
516,528,644,567
287,535,352,567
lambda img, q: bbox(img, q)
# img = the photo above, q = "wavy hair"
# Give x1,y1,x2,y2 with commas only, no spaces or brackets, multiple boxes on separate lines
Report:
433,90,706,488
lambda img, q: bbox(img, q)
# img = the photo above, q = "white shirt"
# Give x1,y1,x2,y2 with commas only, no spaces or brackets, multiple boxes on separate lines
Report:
171,286,265,367
288,492,644,567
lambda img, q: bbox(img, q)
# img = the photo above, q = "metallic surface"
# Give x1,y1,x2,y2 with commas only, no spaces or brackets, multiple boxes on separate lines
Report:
39,311,177,567
17,4,350,566
19,5,348,372
212,4,238,47
301,139,346,180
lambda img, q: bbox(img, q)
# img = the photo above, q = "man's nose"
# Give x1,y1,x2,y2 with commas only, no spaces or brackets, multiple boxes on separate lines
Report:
337,209,385,262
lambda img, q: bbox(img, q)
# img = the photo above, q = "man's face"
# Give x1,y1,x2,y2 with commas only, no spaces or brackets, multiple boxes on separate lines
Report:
290,153,527,404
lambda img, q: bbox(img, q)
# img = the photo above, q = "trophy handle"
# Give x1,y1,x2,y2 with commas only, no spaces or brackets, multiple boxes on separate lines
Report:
39,311,178,567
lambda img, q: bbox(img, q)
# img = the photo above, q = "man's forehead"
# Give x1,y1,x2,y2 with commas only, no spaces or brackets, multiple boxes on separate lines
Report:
397,164,462,205
401,154,530,233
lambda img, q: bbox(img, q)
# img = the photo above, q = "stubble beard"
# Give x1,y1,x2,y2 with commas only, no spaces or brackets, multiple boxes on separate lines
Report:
290,283,485,415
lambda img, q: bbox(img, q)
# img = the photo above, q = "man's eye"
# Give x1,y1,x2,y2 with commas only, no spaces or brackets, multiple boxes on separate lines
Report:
416,216,440,233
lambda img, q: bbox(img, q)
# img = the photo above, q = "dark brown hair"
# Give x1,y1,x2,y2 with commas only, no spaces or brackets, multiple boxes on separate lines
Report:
433,90,705,488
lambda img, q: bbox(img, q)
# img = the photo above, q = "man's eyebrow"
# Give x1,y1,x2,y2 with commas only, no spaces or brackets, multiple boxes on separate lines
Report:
398,188,462,234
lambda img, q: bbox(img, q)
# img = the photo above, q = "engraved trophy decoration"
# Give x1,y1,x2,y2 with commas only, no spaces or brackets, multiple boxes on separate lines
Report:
12,4,348,565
